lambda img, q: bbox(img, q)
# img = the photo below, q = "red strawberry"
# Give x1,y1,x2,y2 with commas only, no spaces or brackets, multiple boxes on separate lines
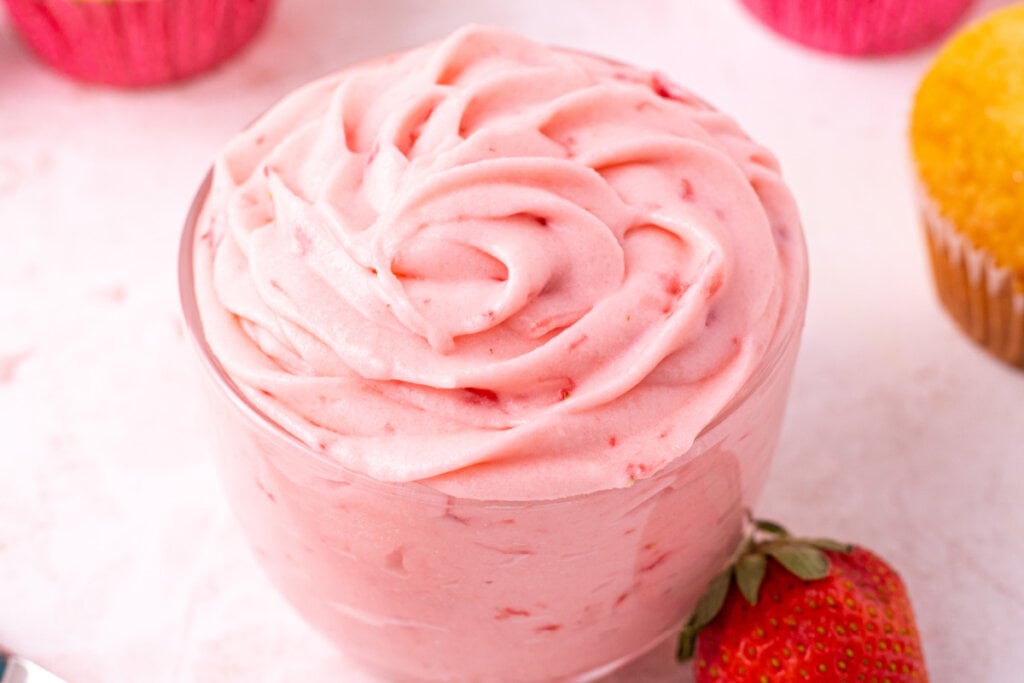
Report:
678,518,929,682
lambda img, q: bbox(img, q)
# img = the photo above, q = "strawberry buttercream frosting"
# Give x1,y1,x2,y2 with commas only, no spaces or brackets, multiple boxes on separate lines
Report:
193,25,805,500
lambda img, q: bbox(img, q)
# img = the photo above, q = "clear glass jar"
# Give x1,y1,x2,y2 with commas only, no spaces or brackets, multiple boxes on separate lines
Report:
179,173,808,683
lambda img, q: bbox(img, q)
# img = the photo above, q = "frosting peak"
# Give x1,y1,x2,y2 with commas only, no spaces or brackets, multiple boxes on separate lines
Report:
194,26,806,500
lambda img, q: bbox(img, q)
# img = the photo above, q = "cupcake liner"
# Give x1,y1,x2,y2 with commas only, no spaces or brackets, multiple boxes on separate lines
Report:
3,0,271,86
919,191,1024,368
740,0,975,55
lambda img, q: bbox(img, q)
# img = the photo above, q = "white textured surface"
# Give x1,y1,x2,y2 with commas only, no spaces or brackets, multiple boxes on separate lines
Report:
1,1,1022,681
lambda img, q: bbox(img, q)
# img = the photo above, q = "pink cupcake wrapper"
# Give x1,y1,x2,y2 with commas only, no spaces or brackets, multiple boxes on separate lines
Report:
740,0,975,55
3,0,271,86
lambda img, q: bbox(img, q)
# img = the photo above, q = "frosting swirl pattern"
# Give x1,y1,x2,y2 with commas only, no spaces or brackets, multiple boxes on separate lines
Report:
194,26,805,500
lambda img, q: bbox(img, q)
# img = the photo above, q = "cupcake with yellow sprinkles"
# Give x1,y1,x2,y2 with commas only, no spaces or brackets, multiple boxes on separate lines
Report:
911,4,1024,369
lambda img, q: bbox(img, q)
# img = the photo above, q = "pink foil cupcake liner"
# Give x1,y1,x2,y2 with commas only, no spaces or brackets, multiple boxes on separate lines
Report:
740,0,976,55
3,0,272,86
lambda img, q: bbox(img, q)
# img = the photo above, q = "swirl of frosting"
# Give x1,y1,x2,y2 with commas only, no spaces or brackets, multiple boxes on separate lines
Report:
194,26,806,500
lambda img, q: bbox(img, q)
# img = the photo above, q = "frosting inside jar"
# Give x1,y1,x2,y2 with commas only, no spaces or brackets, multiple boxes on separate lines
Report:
193,26,806,500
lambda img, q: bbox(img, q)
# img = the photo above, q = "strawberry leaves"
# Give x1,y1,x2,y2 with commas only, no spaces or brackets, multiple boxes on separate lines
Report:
676,515,853,662
752,518,789,537
677,568,732,660
735,553,766,605
805,537,855,553
761,541,829,580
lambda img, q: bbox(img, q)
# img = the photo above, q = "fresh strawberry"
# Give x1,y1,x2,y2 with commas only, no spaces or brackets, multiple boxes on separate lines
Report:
678,518,929,682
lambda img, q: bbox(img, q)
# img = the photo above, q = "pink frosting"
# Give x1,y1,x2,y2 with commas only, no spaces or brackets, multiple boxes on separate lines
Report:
194,26,805,500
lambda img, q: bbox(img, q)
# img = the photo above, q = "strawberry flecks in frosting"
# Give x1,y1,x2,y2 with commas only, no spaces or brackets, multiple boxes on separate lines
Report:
194,26,804,500
495,607,532,620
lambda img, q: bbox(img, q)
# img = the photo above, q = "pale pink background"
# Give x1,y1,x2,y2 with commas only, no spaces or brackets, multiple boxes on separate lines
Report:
1,1,1021,681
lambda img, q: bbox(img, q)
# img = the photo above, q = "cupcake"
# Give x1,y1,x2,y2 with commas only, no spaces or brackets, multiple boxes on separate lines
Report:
740,0,975,55
911,5,1024,369
180,26,808,681
2,0,271,86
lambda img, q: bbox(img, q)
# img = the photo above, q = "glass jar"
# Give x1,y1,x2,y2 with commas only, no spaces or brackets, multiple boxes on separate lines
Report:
179,173,807,682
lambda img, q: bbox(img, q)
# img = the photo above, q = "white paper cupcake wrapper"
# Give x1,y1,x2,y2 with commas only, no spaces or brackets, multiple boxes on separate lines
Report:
918,187,1024,367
